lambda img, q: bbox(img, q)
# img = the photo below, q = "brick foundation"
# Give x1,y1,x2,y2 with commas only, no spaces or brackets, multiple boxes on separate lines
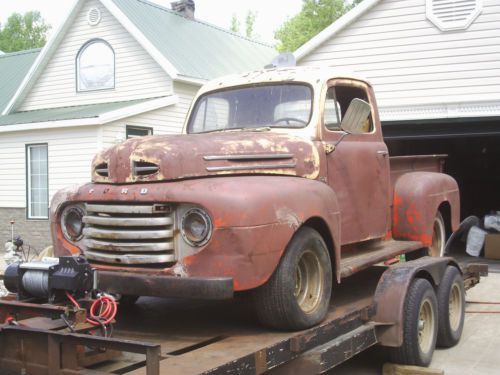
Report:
0,208,52,253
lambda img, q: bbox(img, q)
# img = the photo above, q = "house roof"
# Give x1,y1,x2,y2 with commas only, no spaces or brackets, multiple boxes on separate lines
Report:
0,95,178,132
3,0,277,115
112,0,277,80
294,0,381,60
0,49,40,113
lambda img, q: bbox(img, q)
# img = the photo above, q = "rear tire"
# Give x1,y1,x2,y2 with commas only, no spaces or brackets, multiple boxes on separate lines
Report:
428,212,445,257
390,278,438,367
437,266,465,347
252,227,332,330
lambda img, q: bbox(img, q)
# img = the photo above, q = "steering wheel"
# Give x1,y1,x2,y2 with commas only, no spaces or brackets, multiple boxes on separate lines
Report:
273,117,307,125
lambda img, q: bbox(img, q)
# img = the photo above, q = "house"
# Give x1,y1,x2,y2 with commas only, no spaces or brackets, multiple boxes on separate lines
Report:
0,0,276,249
295,0,500,220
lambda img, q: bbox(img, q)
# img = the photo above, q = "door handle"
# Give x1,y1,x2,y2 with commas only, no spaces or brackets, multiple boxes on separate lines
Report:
377,150,388,157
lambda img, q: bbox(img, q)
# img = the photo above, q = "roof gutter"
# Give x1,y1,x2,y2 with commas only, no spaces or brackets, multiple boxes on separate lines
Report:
0,95,178,134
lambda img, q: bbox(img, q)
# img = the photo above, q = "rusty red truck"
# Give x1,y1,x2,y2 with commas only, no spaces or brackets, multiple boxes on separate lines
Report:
49,66,460,336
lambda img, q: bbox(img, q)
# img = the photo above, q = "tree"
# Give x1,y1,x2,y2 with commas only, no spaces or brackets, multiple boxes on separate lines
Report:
275,0,362,52
245,11,257,39
229,10,258,39
0,11,51,53
229,14,240,34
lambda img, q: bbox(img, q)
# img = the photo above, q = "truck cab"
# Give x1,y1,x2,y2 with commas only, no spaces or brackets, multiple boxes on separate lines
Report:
50,66,460,330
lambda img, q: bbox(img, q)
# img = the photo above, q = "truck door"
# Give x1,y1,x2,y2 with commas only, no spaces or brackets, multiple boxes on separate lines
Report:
322,80,391,245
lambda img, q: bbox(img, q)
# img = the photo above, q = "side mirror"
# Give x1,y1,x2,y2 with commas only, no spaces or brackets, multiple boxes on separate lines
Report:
340,98,371,134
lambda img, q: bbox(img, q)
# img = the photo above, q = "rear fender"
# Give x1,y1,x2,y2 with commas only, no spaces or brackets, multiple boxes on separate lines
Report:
373,256,460,347
392,172,460,246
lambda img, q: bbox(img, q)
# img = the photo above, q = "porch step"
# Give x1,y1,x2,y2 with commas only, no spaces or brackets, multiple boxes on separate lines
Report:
340,240,423,278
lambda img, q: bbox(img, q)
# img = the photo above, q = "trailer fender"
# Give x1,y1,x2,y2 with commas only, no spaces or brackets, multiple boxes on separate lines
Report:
372,256,461,347
392,172,460,247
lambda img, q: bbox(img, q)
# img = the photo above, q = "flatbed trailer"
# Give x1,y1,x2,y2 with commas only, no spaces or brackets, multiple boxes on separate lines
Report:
0,258,487,375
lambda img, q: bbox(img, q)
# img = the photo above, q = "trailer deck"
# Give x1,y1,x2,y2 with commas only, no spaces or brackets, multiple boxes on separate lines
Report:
0,262,486,375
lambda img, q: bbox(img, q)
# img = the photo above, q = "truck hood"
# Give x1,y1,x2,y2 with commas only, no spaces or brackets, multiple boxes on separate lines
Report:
91,132,321,183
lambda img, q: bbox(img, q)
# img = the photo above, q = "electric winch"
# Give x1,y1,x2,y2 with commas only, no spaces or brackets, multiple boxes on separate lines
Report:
3,256,94,302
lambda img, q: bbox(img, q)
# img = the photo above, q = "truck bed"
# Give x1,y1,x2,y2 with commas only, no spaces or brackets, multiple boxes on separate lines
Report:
389,154,447,187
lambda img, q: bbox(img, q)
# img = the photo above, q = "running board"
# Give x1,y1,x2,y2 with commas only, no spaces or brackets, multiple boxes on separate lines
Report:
340,240,423,278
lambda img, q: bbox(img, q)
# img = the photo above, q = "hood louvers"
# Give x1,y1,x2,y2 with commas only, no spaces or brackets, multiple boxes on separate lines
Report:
133,161,160,176
95,163,109,177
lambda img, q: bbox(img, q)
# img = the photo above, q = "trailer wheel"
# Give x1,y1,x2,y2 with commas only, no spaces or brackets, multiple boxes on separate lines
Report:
390,278,438,367
437,266,465,347
253,226,332,330
429,212,445,257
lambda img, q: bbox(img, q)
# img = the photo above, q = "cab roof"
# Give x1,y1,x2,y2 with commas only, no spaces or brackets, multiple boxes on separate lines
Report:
197,66,372,95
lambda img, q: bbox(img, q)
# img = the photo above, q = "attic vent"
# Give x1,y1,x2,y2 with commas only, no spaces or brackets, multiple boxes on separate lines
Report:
87,7,102,26
426,0,482,31
95,162,109,177
133,161,159,176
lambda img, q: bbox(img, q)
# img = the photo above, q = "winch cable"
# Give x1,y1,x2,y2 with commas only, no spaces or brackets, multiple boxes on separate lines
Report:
65,291,118,328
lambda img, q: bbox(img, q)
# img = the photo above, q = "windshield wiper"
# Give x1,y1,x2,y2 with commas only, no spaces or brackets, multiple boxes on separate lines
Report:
196,127,272,134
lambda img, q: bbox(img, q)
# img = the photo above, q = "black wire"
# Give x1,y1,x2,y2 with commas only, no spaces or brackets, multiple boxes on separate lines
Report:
60,314,76,333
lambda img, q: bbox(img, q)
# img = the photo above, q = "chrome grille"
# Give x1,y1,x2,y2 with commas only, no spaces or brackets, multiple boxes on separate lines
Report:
82,203,175,265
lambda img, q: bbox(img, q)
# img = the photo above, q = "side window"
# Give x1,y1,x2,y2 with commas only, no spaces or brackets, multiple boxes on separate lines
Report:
324,87,341,131
26,144,49,219
333,84,373,133
191,97,229,133
126,126,153,139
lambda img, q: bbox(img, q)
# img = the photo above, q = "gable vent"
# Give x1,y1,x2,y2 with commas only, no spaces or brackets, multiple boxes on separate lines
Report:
426,0,482,31
87,7,102,26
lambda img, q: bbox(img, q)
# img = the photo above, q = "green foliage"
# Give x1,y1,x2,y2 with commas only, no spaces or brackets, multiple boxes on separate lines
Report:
0,11,51,53
275,0,362,52
245,11,257,39
229,10,258,39
229,14,240,34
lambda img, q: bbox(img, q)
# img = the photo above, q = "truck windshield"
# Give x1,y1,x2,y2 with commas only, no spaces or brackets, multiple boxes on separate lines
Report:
187,84,312,134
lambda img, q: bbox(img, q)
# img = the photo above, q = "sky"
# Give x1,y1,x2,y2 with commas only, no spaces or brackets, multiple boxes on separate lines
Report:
0,0,303,45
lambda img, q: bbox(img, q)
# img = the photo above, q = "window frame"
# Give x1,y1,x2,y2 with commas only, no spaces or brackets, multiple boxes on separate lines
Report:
323,82,376,136
26,143,49,220
126,125,153,139
186,83,314,134
76,38,115,93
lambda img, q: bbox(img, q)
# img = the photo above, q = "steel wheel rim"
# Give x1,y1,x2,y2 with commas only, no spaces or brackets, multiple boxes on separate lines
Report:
418,297,435,354
449,282,462,331
294,249,323,313
430,216,444,257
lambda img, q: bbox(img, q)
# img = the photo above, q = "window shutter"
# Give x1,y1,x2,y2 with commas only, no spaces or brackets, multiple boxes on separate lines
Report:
426,0,482,31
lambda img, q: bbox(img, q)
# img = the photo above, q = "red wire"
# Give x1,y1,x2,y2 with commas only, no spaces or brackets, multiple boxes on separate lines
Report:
65,291,117,326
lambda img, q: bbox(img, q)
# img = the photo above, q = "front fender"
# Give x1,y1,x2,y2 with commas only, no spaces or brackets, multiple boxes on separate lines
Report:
392,172,460,246
51,176,341,291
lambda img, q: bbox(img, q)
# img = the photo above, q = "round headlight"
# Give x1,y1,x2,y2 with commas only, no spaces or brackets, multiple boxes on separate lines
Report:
181,208,212,247
61,205,85,242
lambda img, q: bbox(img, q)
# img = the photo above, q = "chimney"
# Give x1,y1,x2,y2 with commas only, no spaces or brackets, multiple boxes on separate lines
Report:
171,0,195,19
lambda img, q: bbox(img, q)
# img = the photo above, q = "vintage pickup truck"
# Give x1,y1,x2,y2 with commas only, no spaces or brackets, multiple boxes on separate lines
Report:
50,66,460,330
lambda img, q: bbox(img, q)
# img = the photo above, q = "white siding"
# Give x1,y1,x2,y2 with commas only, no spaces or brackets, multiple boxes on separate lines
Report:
299,0,500,108
101,82,199,147
0,126,99,208
19,0,172,111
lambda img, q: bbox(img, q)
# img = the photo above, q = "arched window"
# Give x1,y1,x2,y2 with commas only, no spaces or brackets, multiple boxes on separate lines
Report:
76,39,115,92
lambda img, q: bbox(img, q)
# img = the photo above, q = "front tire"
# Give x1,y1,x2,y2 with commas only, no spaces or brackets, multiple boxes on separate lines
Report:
390,278,438,367
437,266,465,347
252,227,332,330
